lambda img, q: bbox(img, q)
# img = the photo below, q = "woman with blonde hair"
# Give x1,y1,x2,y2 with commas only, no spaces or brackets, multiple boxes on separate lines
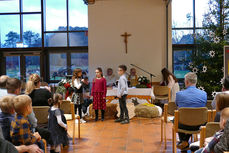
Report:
25,74,52,106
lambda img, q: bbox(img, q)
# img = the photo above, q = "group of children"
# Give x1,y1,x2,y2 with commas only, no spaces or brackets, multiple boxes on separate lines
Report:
67,65,130,124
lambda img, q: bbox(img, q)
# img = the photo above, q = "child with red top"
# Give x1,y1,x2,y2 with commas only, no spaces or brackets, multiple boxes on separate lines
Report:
91,68,107,121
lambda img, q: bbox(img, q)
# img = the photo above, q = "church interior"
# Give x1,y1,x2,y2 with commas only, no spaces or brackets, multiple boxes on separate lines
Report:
0,0,229,153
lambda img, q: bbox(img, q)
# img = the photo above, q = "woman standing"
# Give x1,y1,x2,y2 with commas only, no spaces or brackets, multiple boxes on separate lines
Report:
161,68,180,102
91,68,107,121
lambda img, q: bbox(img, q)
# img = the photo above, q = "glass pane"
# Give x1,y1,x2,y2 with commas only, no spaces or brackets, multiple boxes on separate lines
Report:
69,32,88,46
25,56,40,80
49,53,67,80
173,50,192,79
45,0,67,31
71,53,88,74
23,15,42,47
172,30,194,44
172,0,193,28
6,56,20,79
195,0,209,27
0,15,20,48
0,0,19,13
45,33,67,47
69,0,88,29
23,0,41,12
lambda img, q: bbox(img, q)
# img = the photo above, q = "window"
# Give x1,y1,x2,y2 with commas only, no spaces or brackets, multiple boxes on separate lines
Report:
0,15,20,48
25,56,40,80
22,0,41,12
45,33,67,47
0,0,19,13
172,0,210,78
23,15,42,47
71,53,88,74
69,32,88,46
45,0,67,31
6,56,21,79
49,53,67,81
173,50,192,79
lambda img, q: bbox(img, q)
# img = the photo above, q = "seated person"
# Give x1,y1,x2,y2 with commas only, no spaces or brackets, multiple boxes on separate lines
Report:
0,95,15,142
0,126,42,153
128,68,138,87
194,107,229,153
212,76,229,109
175,72,207,151
214,93,229,122
66,87,74,101
82,77,92,115
105,68,116,87
10,95,42,148
0,75,9,100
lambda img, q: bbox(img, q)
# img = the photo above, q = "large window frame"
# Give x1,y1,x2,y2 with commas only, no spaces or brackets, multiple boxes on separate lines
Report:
172,0,207,78
0,0,88,82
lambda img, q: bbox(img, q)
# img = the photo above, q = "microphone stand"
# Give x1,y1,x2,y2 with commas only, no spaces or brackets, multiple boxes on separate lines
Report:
130,64,156,103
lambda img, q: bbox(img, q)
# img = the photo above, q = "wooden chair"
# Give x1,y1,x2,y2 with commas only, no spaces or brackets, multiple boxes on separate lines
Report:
60,100,80,144
161,101,177,149
199,122,220,148
33,106,49,126
206,100,213,110
172,107,211,153
32,106,49,152
154,86,171,102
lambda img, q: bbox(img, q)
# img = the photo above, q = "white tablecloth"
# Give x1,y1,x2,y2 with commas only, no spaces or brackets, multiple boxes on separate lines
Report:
106,88,155,99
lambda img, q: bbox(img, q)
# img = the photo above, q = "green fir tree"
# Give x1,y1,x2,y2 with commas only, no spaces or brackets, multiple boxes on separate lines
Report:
189,0,229,99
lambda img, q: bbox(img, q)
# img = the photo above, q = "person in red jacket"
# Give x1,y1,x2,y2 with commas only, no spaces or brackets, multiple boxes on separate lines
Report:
91,67,107,121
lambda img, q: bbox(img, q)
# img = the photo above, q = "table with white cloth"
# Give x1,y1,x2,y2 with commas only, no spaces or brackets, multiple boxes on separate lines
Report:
106,88,155,104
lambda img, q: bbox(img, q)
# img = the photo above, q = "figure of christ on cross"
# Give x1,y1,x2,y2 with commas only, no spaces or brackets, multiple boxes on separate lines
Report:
121,32,131,54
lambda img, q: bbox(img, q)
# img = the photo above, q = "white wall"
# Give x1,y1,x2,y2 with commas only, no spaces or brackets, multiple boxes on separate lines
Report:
88,0,167,82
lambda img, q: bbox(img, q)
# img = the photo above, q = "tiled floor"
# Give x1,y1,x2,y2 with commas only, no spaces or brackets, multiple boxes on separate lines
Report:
60,117,182,153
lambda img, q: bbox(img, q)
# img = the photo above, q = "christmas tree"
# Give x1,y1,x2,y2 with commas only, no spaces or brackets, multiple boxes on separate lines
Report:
189,0,229,99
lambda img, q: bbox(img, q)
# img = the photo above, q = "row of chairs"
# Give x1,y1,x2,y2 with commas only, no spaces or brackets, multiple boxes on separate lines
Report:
161,101,220,153
33,100,80,153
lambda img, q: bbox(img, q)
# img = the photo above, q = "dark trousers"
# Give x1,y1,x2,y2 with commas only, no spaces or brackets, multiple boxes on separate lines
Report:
95,110,105,119
178,123,203,142
119,94,129,119
75,104,82,118
36,127,53,145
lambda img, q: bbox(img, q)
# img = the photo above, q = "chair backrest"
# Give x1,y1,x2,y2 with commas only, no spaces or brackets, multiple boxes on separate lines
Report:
206,100,213,110
40,82,49,87
168,102,177,115
206,122,220,138
60,100,71,114
178,107,208,126
154,86,170,96
33,106,49,124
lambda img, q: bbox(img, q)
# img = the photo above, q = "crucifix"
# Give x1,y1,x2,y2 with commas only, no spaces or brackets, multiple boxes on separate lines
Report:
121,32,131,54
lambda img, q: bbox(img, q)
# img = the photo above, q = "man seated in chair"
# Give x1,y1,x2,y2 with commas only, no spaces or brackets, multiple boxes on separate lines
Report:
175,72,207,151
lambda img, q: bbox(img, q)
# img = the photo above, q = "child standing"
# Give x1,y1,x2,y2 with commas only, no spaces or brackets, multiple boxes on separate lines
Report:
10,95,42,146
115,65,129,124
0,95,15,142
72,68,86,123
48,93,68,153
91,68,107,121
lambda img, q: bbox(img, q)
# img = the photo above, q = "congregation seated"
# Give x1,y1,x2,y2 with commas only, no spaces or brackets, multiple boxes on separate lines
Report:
211,76,229,109
195,107,229,153
214,93,229,122
105,68,116,87
0,75,9,99
128,68,138,87
26,74,52,106
175,72,207,151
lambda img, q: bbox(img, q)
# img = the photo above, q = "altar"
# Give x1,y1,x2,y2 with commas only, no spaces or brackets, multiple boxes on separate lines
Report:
106,88,155,104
